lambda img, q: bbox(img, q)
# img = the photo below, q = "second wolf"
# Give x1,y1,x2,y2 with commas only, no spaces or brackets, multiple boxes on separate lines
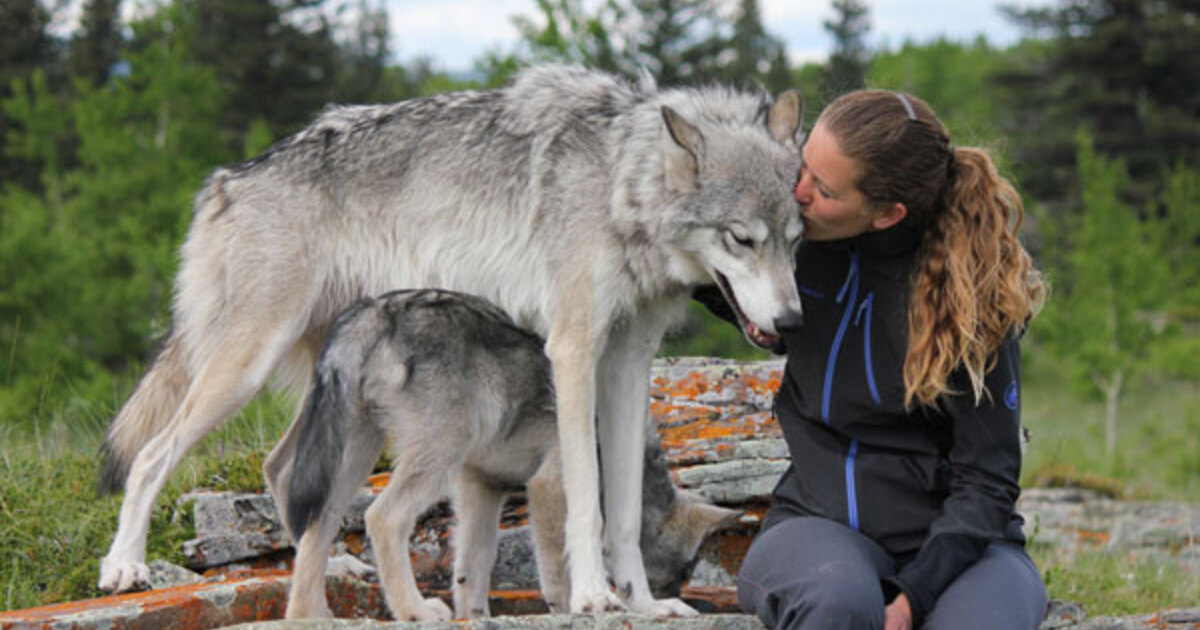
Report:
280,289,739,620
98,65,805,614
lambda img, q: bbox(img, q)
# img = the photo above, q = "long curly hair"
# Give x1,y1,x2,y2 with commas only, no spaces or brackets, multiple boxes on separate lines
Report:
818,90,1046,407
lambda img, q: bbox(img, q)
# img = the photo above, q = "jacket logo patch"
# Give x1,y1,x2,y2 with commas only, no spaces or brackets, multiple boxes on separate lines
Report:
1004,380,1020,411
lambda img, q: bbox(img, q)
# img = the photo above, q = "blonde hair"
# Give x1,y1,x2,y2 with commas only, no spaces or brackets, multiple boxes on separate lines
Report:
819,91,1046,407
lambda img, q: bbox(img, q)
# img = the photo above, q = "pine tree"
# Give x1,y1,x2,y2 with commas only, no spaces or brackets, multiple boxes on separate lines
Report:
1034,131,1176,456
821,0,870,100
0,0,59,190
723,0,791,93
997,0,1200,205
0,3,230,424
68,0,124,87
184,0,337,148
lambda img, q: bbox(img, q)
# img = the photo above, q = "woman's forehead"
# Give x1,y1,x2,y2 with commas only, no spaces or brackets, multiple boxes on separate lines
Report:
803,124,859,191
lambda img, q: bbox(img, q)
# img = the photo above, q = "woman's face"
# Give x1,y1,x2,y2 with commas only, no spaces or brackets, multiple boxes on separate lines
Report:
793,123,877,241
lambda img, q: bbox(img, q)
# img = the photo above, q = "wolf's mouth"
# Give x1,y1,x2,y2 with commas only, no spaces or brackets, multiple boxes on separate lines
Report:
712,272,781,350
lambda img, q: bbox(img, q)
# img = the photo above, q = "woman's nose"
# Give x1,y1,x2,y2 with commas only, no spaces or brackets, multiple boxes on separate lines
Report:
793,169,811,203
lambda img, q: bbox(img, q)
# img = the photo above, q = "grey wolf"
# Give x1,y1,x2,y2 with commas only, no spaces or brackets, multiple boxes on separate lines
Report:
277,289,739,620
97,64,805,615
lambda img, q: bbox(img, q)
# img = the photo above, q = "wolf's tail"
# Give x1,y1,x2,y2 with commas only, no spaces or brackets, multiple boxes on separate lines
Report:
285,299,380,539
99,332,192,494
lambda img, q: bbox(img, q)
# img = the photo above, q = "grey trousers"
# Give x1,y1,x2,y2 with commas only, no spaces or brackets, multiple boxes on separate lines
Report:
737,517,1047,630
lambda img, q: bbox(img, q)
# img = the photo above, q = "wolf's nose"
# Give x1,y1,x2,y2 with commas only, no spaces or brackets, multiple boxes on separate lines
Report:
774,311,804,332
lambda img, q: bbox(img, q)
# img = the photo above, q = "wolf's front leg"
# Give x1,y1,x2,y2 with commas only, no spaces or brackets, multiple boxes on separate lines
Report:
546,304,624,614
596,306,697,618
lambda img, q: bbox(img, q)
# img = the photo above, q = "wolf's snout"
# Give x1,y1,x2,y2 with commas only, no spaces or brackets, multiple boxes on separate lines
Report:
774,311,804,332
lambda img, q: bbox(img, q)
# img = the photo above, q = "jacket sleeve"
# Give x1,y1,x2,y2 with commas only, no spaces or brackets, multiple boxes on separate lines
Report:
881,336,1025,623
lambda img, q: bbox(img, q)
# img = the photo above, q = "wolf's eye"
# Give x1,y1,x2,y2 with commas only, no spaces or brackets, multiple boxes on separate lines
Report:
724,230,754,250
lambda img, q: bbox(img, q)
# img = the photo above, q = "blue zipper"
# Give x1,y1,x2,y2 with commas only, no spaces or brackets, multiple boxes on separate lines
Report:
845,440,861,531
821,250,859,423
798,284,825,300
821,249,863,532
855,292,880,405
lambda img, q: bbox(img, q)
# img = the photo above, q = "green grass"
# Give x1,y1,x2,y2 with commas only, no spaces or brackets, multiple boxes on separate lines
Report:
1030,543,1200,616
0,389,294,611
1020,369,1200,501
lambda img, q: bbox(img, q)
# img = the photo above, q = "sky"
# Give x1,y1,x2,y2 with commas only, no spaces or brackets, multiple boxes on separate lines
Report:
387,0,1056,72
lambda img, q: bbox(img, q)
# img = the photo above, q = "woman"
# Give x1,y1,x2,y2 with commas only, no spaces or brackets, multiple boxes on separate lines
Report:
703,90,1048,630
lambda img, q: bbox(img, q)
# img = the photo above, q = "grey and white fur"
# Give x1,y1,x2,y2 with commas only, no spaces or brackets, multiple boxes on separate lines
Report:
97,64,805,616
279,289,739,620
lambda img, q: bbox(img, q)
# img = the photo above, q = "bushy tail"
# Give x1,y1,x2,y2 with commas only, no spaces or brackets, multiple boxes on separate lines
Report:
285,333,364,535
99,333,192,494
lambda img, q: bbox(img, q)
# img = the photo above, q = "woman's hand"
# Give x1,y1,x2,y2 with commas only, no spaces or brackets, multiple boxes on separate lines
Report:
884,593,913,630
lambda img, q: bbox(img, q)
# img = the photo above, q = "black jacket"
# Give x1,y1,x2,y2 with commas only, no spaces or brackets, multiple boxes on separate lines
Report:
697,221,1026,624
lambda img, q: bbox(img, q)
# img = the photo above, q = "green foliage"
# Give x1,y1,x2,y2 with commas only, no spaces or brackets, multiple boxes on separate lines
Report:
997,0,1200,204
67,0,123,88
242,118,275,159
1039,132,1163,386
868,37,1008,148
0,4,230,429
1030,132,1166,454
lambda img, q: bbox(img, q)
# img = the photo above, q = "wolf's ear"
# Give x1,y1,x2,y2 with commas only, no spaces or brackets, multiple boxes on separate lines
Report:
688,501,743,534
767,90,805,149
661,105,705,191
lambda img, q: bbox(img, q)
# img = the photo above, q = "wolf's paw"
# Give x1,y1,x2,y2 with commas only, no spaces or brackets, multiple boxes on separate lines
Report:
396,598,453,622
98,557,150,593
325,553,377,581
570,587,626,614
630,597,699,618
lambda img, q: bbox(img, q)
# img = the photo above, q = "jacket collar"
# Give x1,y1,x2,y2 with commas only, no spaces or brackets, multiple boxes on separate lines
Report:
811,215,924,261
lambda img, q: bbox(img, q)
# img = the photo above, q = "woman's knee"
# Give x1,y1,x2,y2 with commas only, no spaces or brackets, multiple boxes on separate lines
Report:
738,529,886,629
740,573,885,630
922,542,1047,630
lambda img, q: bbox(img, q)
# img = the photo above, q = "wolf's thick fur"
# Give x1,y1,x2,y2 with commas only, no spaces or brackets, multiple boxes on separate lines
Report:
98,65,804,614
276,290,738,620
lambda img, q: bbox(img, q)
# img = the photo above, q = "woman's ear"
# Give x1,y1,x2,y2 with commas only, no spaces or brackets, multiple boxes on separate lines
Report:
872,202,907,231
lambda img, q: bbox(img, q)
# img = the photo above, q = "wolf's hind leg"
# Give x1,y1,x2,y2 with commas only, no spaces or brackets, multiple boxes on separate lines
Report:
366,450,455,622
452,469,508,619
527,450,570,613
286,423,384,619
99,319,307,593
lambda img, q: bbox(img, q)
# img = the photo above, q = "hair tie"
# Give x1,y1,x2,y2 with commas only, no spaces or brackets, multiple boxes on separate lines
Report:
895,92,918,121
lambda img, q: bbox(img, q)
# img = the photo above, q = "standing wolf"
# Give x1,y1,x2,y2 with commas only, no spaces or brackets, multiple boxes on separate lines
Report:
279,289,740,620
98,65,805,615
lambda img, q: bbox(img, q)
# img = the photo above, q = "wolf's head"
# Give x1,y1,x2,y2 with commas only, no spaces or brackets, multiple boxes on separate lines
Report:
659,91,806,350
